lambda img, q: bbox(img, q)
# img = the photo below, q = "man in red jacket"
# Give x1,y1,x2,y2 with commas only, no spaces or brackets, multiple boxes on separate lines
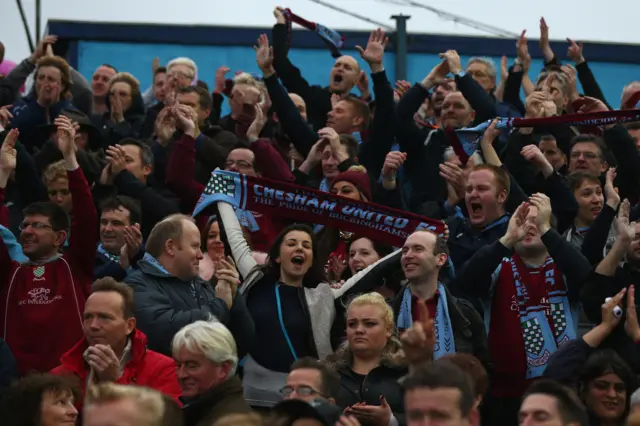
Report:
51,277,180,401
0,118,98,375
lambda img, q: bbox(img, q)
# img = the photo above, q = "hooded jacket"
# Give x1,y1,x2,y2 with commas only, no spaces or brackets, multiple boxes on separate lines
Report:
91,89,146,148
124,259,255,357
50,328,181,401
0,168,98,375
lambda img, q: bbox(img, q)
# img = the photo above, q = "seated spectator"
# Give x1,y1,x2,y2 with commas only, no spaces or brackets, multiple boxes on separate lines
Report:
173,320,251,425
95,195,144,280
84,382,181,426
519,379,589,426
51,277,180,401
124,214,254,357
402,362,479,426
92,72,145,148
282,357,340,404
325,292,406,425
0,119,99,375
0,373,79,426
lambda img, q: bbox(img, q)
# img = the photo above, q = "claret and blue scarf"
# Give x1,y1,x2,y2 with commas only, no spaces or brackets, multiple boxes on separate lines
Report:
193,170,445,247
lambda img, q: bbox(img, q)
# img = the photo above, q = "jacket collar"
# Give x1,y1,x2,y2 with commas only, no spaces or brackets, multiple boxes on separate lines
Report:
59,329,149,377
180,376,244,409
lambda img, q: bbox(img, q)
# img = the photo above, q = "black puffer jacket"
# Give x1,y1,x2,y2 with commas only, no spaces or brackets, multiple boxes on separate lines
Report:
325,340,407,426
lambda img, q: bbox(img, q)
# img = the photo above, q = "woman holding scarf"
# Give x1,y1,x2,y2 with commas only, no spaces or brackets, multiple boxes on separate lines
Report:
216,201,397,408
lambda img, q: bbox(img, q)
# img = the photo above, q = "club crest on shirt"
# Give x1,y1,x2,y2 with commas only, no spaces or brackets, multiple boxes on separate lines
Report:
33,266,45,281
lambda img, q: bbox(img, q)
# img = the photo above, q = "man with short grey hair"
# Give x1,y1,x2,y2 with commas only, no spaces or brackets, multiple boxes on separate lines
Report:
466,57,497,94
173,320,251,424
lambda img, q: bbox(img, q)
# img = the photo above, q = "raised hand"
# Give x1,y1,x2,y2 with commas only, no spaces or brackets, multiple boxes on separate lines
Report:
500,56,508,81
30,35,58,63
625,285,640,342
152,57,160,75
345,396,392,426
567,38,585,65
54,115,77,158
500,202,529,248
247,104,268,141
521,144,554,177
601,288,626,331
173,103,197,136
215,256,240,309
119,223,143,269
529,193,552,233
382,151,407,182
105,145,127,177
214,66,231,95
422,60,450,89
604,167,620,210
439,161,465,206
524,91,547,118
482,119,501,145
539,18,554,62
615,199,636,246
273,6,286,24
355,28,388,72
254,34,274,75
561,64,579,105
439,50,462,75
576,96,609,114
0,105,13,128
155,107,176,145
0,129,18,171
356,71,370,100
85,344,120,382
394,80,411,102
516,30,530,64
318,127,347,162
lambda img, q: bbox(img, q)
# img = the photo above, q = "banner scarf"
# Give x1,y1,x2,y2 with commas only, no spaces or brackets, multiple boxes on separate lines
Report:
193,170,445,247
504,255,576,379
450,108,640,163
283,8,345,58
397,283,456,359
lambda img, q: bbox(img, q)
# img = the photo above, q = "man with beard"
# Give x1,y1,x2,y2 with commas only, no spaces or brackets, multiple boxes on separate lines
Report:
95,195,145,280
271,7,362,131
0,117,99,375
455,194,591,426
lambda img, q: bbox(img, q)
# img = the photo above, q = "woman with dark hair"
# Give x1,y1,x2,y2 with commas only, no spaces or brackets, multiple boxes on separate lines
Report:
1,373,79,426
544,289,639,426
216,201,396,408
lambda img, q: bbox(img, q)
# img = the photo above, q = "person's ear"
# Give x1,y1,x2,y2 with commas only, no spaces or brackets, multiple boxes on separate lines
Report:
54,230,68,247
436,253,448,268
126,317,136,335
497,189,508,205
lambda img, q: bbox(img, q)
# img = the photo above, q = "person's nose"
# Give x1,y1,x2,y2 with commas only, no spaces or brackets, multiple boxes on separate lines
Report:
606,386,618,399
176,365,189,379
66,402,78,417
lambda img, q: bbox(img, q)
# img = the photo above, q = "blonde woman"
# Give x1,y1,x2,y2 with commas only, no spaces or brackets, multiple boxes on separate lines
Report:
325,293,407,426
91,72,146,147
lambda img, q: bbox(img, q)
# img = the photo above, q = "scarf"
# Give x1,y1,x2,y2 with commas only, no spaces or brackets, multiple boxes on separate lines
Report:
142,252,169,274
504,255,576,379
283,8,345,58
97,243,120,263
397,283,456,359
193,170,445,247
451,108,640,163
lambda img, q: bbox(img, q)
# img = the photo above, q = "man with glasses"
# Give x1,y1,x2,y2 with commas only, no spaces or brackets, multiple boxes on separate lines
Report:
0,117,99,375
281,357,340,404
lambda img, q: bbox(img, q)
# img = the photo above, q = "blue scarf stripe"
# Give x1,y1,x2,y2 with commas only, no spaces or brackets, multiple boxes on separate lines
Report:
397,283,456,359
0,225,28,263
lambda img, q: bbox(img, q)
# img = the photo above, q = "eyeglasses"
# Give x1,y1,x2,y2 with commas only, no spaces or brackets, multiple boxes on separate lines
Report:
19,221,54,231
279,385,326,398
225,160,254,170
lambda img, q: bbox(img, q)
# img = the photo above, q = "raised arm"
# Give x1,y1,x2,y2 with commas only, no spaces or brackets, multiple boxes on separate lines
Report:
257,34,319,157
216,201,258,282
55,116,99,287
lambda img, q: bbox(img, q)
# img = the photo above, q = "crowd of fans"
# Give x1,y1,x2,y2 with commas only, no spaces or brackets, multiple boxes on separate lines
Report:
0,7,639,426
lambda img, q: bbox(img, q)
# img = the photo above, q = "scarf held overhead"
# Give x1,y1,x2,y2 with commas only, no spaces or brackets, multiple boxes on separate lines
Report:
193,170,445,247
283,8,345,58
451,108,640,163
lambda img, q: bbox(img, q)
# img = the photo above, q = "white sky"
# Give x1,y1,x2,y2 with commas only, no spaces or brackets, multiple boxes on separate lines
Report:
1,0,636,63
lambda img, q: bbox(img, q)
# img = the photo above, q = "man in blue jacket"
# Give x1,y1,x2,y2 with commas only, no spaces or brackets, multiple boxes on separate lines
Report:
125,213,255,358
